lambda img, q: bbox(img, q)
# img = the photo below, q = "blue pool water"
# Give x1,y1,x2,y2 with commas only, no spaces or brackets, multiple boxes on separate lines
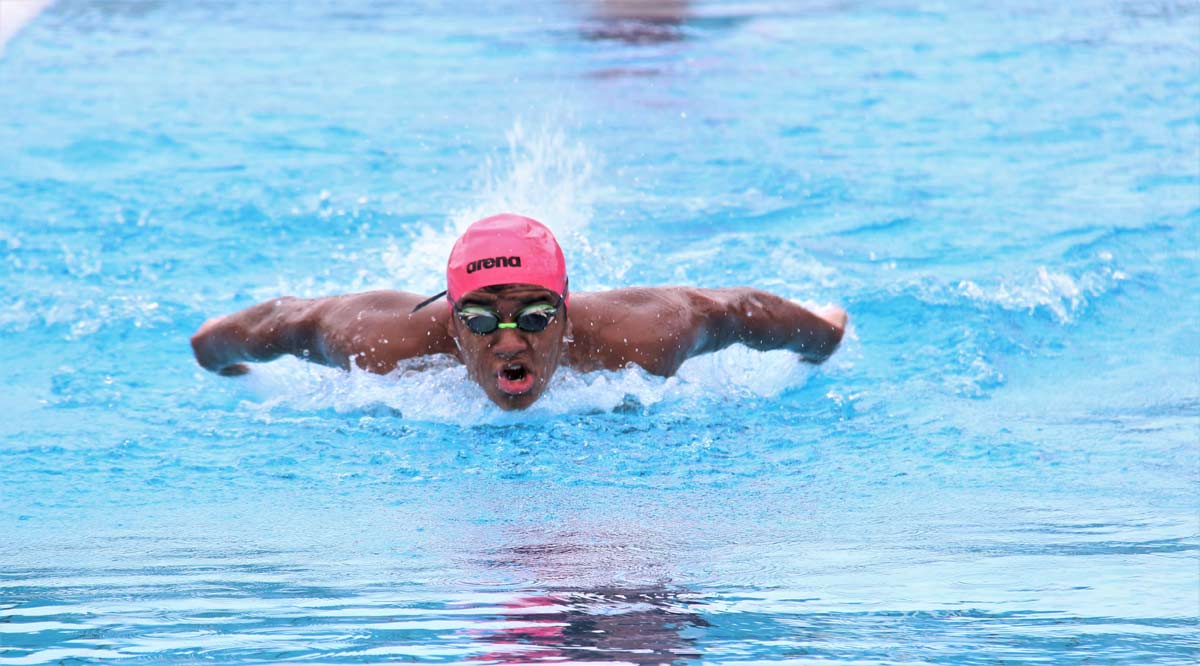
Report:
2,1,1198,663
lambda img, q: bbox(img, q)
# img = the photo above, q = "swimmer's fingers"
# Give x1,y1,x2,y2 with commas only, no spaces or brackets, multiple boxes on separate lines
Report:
217,363,251,376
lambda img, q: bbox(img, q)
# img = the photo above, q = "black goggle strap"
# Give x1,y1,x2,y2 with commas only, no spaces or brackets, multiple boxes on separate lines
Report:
410,290,448,314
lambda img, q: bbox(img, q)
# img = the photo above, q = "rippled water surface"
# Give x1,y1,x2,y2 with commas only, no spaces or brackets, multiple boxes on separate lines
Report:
2,0,1198,663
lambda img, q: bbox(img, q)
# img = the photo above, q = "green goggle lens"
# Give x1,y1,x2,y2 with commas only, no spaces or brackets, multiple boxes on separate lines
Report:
458,304,558,335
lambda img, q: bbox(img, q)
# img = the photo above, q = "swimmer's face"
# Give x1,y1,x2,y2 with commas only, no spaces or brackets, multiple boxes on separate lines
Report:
448,284,569,410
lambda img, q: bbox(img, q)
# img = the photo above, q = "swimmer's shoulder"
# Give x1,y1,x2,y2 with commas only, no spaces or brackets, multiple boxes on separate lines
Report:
314,290,450,331
565,288,704,375
569,286,695,309
317,290,456,373
329,289,445,313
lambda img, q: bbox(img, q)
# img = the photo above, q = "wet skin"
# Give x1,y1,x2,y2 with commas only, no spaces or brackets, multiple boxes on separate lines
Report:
191,283,847,410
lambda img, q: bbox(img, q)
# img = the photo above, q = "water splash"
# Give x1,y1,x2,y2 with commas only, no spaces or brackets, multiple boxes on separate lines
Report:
453,118,597,235
955,265,1126,324
238,343,818,424
379,118,600,296
0,293,167,339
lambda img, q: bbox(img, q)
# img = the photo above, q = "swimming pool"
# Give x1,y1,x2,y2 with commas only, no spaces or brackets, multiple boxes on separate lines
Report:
1,0,1197,663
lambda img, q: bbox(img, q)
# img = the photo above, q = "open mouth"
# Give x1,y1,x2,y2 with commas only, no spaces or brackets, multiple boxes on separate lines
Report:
496,363,536,395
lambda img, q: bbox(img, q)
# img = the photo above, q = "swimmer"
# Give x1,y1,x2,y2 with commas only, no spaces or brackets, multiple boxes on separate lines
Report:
191,214,847,410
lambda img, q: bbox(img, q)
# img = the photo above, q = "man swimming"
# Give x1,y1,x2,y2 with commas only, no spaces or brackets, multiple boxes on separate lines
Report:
191,214,848,410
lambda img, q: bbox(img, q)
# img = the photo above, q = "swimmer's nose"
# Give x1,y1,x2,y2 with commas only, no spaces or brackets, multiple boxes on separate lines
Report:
489,329,528,359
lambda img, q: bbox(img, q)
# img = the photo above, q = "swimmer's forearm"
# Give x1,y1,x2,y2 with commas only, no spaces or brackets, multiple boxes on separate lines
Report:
190,297,329,373
716,288,846,363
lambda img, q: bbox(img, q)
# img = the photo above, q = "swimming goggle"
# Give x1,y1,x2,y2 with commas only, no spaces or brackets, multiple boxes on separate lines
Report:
454,297,563,335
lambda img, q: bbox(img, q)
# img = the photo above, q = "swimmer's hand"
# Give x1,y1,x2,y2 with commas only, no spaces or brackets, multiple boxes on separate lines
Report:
799,304,847,365
192,314,251,375
191,313,285,376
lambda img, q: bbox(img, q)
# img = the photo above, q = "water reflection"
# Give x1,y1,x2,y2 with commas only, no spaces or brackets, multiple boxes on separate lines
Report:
584,0,691,44
467,537,709,662
470,588,708,663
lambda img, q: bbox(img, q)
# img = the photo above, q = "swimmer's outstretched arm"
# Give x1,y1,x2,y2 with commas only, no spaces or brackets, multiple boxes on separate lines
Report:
677,287,846,367
572,287,847,376
190,291,455,376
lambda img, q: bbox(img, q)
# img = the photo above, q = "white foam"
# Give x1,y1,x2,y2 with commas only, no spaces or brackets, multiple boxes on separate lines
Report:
955,265,1124,323
237,343,818,424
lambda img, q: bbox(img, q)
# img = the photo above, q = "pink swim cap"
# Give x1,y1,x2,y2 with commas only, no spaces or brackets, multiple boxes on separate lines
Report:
446,214,568,303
